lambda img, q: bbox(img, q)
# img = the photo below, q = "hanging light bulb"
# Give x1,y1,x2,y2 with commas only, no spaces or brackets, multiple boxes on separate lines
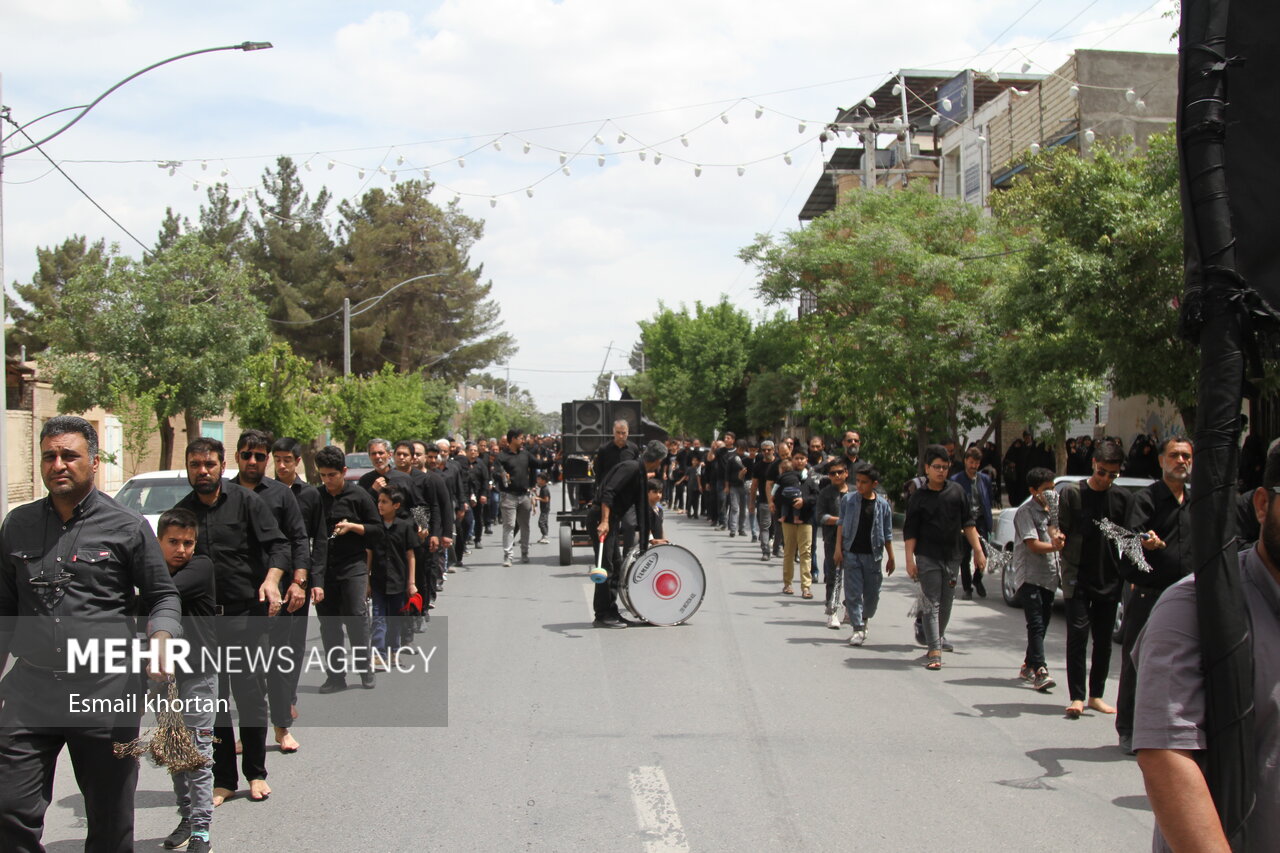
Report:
562,165,571,176
930,114,941,127
941,97,953,111
221,168,229,177
798,121,807,133
1135,99,1146,111
736,166,746,176
977,135,987,145
526,188,535,198
597,154,606,166
168,165,177,176
864,96,876,108
493,140,502,151
720,113,730,124
1013,89,1027,98
892,83,902,96
378,166,389,175
1084,128,1096,145
988,70,1000,82
680,135,689,147
1069,84,1080,98
1125,88,1138,103
1021,61,1032,73
192,181,199,191
617,132,627,143
201,161,208,171
783,153,793,165
489,197,497,208
523,141,531,154
327,160,336,170
559,153,567,165
694,165,702,177
892,116,904,129
458,157,466,168
754,105,764,119
653,153,662,165
638,150,647,162
594,135,604,145
844,124,855,138
396,155,405,165
357,168,366,179
1029,142,1041,155
453,194,461,204
304,161,313,172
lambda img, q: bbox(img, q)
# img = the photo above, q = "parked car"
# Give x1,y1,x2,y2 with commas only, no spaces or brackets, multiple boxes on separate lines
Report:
344,451,373,484
114,468,237,534
990,476,1154,631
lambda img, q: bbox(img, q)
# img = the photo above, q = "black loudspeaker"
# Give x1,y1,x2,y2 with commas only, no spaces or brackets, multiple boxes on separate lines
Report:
561,402,575,435
560,399,646,457
609,399,642,439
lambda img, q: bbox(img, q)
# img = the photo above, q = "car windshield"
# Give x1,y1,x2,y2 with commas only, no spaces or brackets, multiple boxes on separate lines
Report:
115,480,192,515
345,452,372,469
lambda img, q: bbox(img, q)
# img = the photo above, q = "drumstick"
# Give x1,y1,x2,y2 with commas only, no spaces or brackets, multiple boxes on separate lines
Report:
589,534,608,584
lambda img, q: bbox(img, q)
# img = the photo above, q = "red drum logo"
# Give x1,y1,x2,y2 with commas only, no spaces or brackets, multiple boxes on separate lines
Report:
652,570,681,600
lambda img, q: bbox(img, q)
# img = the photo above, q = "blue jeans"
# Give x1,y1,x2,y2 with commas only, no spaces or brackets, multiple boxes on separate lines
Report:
172,670,217,834
726,484,748,534
916,555,958,653
370,589,408,654
842,552,883,630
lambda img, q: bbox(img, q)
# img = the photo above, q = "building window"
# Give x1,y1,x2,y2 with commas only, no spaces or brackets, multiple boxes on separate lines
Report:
201,421,224,442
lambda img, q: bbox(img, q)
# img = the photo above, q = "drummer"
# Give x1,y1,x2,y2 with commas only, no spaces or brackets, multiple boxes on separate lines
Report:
589,439,669,629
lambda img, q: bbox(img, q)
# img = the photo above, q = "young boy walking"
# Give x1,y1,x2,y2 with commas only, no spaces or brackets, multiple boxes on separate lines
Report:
370,487,417,668
1014,468,1065,692
834,464,895,645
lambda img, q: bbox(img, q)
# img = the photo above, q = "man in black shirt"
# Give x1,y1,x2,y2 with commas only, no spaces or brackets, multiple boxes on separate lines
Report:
270,437,328,740
0,416,181,853
589,441,669,628
465,442,490,550
358,438,413,503
750,441,777,561
416,443,454,606
816,460,850,627
592,419,638,485
313,446,381,694
904,444,986,669
175,436,290,805
723,438,750,538
233,429,311,756
1056,440,1133,719
1116,436,1193,753
496,429,537,566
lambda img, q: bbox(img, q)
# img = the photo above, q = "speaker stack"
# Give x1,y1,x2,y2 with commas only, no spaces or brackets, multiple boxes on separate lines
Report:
561,399,644,457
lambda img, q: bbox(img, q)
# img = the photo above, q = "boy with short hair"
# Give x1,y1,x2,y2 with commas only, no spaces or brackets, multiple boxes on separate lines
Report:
370,487,417,668
835,464,895,646
1014,467,1065,692
646,477,669,546
535,473,552,544
156,509,217,853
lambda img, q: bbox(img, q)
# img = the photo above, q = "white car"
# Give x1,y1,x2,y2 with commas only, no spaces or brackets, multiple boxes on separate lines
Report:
113,468,238,534
991,475,1154,608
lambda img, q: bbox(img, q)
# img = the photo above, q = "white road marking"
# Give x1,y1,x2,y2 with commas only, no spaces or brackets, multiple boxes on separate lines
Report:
629,765,690,852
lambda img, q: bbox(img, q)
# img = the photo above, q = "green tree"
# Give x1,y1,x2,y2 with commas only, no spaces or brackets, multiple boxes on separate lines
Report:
327,363,453,449
741,185,1005,490
638,298,753,439
230,341,326,444
6,235,106,357
195,183,249,264
335,182,516,380
43,235,270,468
991,131,1194,428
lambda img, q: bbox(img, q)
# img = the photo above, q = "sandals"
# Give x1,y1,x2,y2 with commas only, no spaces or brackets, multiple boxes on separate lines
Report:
801,590,813,599
925,654,943,671
782,586,794,595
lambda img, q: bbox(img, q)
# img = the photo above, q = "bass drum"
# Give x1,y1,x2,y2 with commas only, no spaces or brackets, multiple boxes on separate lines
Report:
619,544,706,626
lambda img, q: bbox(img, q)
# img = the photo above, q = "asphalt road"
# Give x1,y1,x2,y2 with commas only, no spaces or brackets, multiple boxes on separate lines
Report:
43,494,1155,852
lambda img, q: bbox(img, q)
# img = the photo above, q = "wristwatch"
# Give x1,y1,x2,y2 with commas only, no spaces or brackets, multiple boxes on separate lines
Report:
291,576,308,589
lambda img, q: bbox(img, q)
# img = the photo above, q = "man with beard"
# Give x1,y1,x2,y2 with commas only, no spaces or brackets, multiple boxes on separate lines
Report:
465,442,491,550
357,438,413,502
723,438,749,538
437,439,468,569
175,437,289,806
413,442,453,617
231,430,311,756
951,447,994,600
750,441,778,561
1116,436,1194,754
496,430,537,566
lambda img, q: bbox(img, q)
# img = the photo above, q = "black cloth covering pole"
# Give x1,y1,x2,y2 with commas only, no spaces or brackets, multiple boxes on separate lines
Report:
1178,1,1258,848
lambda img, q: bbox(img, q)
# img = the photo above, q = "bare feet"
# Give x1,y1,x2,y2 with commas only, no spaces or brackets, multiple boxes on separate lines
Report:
1088,697,1117,714
212,787,234,807
1065,700,1084,719
248,779,272,801
274,726,299,754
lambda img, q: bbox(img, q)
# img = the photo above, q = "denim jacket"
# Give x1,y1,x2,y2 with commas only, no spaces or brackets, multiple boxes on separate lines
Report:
838,490,893,561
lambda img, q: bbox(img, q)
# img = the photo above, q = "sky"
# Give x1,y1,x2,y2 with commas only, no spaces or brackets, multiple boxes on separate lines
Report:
0,0,1179,411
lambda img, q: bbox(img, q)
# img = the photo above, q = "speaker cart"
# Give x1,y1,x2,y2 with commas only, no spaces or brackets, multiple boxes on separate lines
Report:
556,454,594,565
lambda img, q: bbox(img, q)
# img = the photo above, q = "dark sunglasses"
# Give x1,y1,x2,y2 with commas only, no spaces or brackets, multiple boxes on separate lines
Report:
239,451,268,462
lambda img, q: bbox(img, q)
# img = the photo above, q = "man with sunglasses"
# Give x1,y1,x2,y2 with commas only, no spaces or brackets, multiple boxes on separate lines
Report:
1116,436,1194,753
232,430,311,755
1055,440,1133,719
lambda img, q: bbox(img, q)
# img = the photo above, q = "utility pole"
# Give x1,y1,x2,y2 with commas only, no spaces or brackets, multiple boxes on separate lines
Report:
342,297,351,376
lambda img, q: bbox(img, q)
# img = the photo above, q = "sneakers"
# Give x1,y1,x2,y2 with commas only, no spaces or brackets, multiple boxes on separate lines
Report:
163,818,192,849
1033,667,1056,692
502,557,513,567
536,537,549,544
318,678,347,695
940,637,954,652
849,629,866,646
187,838,212,853
360,672,376,690
913,617,925,646
751,534,758,542
974,576,987,598
521,554,530,564
1019,663,1033,682
826,612,841,630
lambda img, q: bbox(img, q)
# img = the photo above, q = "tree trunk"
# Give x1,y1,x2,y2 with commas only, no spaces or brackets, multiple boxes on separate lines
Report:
1053,426,1068,475
302,437,323,485
183,411,202,453
157,415,175,470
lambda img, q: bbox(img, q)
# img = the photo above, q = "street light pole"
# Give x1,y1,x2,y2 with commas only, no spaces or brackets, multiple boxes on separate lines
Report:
0,42,272,519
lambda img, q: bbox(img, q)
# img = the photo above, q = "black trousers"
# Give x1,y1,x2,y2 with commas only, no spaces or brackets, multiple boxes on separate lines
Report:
316,573,372,681
0,670,139,853
686,489,701,518
1116,585,1161,740
587,507,624,620
705,487,720,521
213,600,270,790
1065,586,1119,703
959,536,986,592
268,592,310,728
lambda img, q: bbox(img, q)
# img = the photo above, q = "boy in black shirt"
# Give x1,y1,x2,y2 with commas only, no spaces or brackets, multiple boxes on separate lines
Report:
370,488,417,668
156,509,217,853
535,473,552,544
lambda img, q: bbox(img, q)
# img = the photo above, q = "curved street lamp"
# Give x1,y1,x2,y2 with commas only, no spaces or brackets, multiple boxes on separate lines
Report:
0,41,273,517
